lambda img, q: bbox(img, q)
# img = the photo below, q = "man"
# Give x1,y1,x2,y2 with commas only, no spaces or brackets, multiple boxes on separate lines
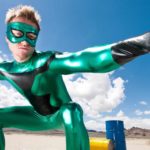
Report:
0,5,150,150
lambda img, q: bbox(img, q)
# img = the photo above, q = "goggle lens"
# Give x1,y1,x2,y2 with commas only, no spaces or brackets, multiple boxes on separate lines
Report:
11,29,37,40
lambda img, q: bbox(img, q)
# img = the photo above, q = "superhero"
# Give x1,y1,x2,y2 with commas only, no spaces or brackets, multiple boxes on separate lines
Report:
0,5,150,150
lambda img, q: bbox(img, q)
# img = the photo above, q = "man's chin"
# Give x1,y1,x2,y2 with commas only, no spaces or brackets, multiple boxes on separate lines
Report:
15,53,31,61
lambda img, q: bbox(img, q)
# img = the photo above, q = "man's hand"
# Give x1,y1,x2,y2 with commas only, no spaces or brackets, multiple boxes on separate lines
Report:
111,32,150,65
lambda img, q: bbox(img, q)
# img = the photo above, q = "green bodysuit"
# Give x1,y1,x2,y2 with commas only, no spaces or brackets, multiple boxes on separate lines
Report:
1,29,150,150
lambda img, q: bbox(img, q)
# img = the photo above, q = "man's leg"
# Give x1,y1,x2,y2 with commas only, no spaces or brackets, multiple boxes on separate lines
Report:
0,128,5,150
0,104,89,150
0,106,62,131
59,102,90,150
0,106,61,150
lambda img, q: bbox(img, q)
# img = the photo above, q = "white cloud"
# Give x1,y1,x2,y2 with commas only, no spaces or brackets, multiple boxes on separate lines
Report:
116,110,125,117
63,74,150,131
63,73,125,118
144,110,150,115
0,51,27,106
134,109,150,116
135,109,143,116
85,120,104,131
139,101,147,105
0,82,30,107
85,110,150,131
104,111,150,130
0,51,4,62
0,50,10,62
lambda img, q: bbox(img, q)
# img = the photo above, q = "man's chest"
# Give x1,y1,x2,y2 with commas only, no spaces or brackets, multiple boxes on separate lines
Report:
1,64,59,115
1,63,52,95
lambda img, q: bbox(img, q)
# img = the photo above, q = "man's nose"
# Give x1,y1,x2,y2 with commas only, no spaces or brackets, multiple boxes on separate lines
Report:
20,40,30,46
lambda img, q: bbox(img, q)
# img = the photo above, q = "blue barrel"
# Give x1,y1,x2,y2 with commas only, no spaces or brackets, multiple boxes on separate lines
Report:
106,120,126,150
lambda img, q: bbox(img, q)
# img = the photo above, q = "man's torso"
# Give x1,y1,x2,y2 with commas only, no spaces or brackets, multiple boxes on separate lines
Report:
0,51,71,115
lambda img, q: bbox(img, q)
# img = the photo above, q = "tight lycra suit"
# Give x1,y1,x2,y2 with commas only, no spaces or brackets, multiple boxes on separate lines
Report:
0,22,150,150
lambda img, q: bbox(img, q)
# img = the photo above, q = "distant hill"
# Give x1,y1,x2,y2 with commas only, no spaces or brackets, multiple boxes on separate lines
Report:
4,127,150,138
125,127,150,138
4,128,65,136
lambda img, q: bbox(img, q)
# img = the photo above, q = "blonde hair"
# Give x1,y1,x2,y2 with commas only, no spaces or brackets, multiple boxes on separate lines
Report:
5,5,41,29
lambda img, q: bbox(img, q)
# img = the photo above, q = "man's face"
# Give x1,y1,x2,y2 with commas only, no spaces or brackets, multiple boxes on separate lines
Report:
6,17,39,62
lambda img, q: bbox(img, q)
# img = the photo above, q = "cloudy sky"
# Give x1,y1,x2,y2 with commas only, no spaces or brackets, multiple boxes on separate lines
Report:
0,0,150,131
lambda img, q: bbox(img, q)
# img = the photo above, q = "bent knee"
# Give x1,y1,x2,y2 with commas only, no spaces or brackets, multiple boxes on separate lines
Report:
60,102,83,119
61,102,83,113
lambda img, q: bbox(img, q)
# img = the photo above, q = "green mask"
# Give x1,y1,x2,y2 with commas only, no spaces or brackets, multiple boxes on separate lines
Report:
6,22,39,47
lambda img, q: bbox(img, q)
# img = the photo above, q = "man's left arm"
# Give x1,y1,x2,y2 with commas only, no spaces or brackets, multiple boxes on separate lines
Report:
49,32,150,74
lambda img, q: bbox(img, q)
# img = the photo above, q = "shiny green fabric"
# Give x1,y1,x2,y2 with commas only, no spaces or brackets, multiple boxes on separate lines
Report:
6,22,39,47
50,44,120,74
0,129,5,150
0,45,120,150
0,104,89,150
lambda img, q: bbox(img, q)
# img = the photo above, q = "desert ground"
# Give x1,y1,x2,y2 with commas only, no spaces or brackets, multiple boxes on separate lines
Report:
4,133,150,150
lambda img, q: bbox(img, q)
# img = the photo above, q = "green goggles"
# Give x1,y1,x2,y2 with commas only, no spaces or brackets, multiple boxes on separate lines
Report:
6,22,39,47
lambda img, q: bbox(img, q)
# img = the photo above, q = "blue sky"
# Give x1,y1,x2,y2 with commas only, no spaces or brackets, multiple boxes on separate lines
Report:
0,0,150,130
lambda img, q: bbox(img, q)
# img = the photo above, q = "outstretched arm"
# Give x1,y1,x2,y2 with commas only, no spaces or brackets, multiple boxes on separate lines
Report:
49,32,150,74
0,71,4,80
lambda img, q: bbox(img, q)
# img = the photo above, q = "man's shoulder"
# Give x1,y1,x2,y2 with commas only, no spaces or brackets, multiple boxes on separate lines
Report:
35,50,62,61
0,61,13,72
31,50,55,68
36,50,54,55
34,50,54,60
36,50,62,56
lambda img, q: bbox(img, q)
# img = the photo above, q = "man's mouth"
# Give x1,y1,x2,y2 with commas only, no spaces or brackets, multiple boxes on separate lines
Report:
19,47,30,51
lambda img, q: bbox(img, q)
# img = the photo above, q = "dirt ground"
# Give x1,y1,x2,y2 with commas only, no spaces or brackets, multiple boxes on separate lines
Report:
4,133,150,150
